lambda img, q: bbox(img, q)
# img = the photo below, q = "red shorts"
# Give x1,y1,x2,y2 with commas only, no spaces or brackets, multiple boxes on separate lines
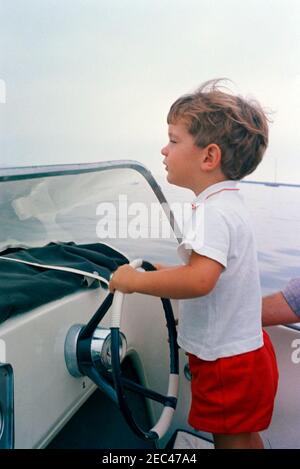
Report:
188,330,279,434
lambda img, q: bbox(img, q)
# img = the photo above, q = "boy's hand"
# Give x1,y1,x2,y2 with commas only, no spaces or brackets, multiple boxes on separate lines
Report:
109,265,139,294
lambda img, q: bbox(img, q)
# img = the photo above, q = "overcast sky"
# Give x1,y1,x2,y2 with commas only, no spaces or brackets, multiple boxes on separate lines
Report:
0,0,300,183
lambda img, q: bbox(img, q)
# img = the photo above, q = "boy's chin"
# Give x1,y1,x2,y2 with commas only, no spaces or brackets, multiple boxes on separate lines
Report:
166,173,187,189
166,172,176,185
166,173,176,185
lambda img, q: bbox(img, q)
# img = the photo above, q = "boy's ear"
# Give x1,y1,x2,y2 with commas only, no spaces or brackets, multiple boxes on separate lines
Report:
201,144,222,171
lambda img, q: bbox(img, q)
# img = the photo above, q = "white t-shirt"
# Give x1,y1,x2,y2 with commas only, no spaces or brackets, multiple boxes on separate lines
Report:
177,180,263,361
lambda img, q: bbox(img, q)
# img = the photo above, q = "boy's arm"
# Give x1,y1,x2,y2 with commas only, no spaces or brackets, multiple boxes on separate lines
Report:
153,263,171,271
109,251,224,299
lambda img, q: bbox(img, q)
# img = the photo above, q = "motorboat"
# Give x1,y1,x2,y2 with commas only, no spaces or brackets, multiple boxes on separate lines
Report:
0,160,300,449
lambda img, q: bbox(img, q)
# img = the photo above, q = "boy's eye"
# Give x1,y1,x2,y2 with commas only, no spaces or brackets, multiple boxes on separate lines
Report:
170,139,177,144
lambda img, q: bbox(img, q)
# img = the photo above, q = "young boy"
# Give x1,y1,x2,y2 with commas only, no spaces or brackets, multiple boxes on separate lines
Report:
109,79,278,449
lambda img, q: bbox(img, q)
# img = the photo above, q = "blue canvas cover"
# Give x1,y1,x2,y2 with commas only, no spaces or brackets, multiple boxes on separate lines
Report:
0,242,128,323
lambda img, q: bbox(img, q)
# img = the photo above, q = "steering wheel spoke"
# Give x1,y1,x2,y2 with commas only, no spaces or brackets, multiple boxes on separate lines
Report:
119,376,177,408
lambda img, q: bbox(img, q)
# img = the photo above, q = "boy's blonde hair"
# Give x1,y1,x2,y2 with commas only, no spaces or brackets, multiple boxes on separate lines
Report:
167,79,269,180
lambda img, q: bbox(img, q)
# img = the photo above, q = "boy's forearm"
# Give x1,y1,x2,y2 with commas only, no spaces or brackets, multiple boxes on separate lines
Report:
154,263,177,271
134,265,210,299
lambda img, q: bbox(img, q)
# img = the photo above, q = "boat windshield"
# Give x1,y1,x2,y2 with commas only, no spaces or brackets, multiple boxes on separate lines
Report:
0,162,179,265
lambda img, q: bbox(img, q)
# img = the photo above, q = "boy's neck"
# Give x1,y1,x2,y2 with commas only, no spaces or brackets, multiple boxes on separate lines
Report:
193,174,228,196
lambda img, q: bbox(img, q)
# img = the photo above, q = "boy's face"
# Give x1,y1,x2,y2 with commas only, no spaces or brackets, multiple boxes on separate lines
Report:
161,120,205,191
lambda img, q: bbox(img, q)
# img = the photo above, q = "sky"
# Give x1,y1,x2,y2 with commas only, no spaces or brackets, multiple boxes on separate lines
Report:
0,0,300,183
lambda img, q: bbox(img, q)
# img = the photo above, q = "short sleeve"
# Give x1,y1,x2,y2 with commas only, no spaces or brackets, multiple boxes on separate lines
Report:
282,278,300,318
177,205,230,267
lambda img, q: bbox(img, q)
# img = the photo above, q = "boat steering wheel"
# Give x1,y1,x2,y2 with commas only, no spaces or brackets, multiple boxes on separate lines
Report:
65,259,179,441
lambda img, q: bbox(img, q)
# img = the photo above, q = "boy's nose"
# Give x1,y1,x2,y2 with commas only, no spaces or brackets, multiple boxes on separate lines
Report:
161,145,168,157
